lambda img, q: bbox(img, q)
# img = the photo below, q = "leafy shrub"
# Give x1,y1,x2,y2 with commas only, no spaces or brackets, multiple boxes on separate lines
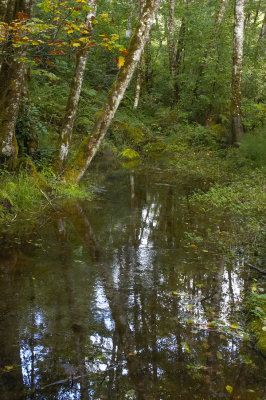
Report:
239,128,266,168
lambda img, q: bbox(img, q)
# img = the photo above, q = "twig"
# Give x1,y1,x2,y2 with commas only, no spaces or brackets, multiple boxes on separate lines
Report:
39,188,57,212
246,263,266,275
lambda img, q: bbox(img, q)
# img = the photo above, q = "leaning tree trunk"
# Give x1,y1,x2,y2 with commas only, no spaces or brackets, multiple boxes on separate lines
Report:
231,0,245,144
62,0,162,183
0,0,34,167
54,0,98,173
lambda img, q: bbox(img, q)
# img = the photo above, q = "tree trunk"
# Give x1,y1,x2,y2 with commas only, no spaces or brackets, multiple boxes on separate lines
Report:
0,0,34,167
62,0,162,183
257,11,265,43
145,40,152,92
215,0,229,25
133,0,145,109
133,53,145,109
126,0,135,38
231,0,245,143
54,0,98,173
173,18,186,102
168,0,175,77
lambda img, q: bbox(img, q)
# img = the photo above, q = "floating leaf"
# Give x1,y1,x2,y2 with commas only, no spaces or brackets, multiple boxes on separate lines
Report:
6,366,14,371
226,385,233,394
172,291,179,296
128,350,137,356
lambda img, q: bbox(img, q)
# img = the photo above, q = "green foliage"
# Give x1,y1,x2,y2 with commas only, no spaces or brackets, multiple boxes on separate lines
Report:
118,148,140,160
246,287,266,357
239,128,266,168
0,169,42,221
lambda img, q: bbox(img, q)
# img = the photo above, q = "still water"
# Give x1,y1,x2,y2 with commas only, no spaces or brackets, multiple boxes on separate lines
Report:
0,159,265,399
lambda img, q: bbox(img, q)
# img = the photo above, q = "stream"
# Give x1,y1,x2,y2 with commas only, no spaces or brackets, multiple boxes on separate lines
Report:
0,159,265,399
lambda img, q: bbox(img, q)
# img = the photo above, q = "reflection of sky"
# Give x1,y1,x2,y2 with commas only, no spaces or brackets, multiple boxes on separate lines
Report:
6,177,264,399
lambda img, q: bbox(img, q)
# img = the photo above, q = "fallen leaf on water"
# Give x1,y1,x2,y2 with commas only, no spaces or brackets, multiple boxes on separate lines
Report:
128,350,137,356
226,385,233,394
172,291,179,296
6,366,14,371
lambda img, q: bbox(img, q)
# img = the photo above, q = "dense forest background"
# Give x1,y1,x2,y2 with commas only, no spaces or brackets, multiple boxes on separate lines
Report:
0,0,265,182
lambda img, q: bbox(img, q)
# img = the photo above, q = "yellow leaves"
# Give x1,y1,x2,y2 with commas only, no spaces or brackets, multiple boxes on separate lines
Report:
72,42,81,47
117,56,125,69
191,244,197,248
172,291,179,296
226,385,233,394
67,29,74,34
230,324,238,329
6,366,14,371
100,14,109,19
111,34,119,40
251,284,257,292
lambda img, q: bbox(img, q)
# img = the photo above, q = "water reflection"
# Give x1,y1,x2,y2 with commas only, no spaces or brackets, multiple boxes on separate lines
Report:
0,163,265,399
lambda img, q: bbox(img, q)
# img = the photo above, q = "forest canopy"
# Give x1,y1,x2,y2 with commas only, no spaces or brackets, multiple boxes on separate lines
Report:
0,0,265,182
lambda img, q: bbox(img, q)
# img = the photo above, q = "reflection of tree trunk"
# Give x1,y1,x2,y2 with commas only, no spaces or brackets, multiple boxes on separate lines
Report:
69,203,154,399
0,250,26,400
56,217,89,399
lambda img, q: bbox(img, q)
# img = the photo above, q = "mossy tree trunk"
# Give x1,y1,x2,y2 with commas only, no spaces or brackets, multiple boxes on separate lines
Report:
0,0,34,168
62,0,162,183
54,0,98,173
231,0,245,144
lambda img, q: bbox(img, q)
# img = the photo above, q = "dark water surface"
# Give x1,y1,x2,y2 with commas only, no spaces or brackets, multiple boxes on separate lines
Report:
0,160,265,400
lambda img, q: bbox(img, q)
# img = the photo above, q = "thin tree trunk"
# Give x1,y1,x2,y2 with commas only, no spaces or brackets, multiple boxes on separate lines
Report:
133,0,145,109
0,0,34,167
231,0,245,143
54,0,98,173
257,11,265,43
253,0,262,26
133,53,144,109
126,0,135,38
173,18,186,102
62,0,162,183
215,0,229,25
168,0,175,77
145,39,152,92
